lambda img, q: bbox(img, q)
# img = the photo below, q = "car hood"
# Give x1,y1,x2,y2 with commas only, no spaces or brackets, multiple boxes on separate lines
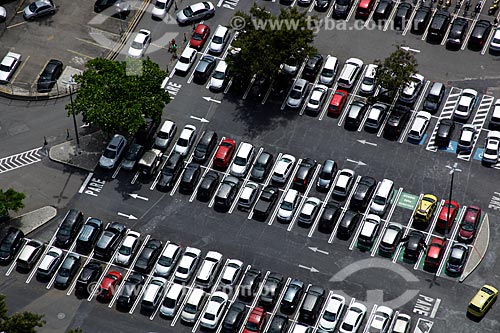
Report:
158,174,173,186
155,137,168,148
210,76,224,88
209,42,223,53
175,61,191,72
278,207,294,220
23,6,35,17
121,159,135,170
335,3,349,10
0,71,10,81
319,317,336,330
317,177,331,187
251,168,265,179
361,82,374,92
128,47,142,58
154,263,171,276
152,6,166,16
55,274,69,285
287,95,302,107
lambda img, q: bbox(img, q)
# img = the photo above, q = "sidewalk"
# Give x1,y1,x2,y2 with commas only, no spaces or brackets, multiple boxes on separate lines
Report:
49,131,108,172
8,206,58,235
460,213,490,282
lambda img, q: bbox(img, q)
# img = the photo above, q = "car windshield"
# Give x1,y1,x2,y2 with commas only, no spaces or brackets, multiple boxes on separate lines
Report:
184,303,197,314
183,7,193,17
485,148,498,155
448,254,462,265
163,298,176,308
177,138,188,147
342,322,354,331
155,0,166,9
373,195,385,205
281,201,293,211
322,68,334,77
481,287,495,295
213,70,225,79
319,170,331,178
59,268,70,277
0,64,9,72
192,33,203,41
119,246,131,255
29,3,38,11
462,222,474,231
103,149,116,159
289,90,302,99
323,310,337,321
177,267,188,274
234,156,246,166
179,56,190,64
157,131,169,139
124,150,137,160
158,255,172,266
363,77,375,85
213,36,223,43
131,41,143,49
245,322,259,331
204,313,215,320
457,104,468,112
59,227,71,237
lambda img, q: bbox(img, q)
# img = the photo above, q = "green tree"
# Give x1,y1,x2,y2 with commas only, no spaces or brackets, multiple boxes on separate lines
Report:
67,329,83,333
374,46,418,100
0,295,45,332
67,58,170,136
0,188,25,220
226,5,316,90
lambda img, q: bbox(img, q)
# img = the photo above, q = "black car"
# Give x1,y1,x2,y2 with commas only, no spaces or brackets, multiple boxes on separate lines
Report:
316,160,337,192
333,0,352,19
194,55,216,83
350,176,377,211
402,231,425,262
280,278,304,314
299,286,326,325
197,171,220,202
249,75,271,100
253,186,279,221
214,176,240,212
55,209,84,248
221,301,247,333
435,119,455,147
446,18,469,49
250,152,274,182
54,254,81,289
377,85,397,103
259,272,285,309
314,0,331,11
292,158,317,192
426,10,450,44
134,239,162,273
116,273,145,310
76,261,102,295
75,217,103,254
318,202,342,233
302,54,324,81
394,2,412,30
445,244,469,276
344,101,368,130
373,0,394,22
268,315,289,333
383,106,411,141
0,227,24,264
121,143,145,171
239,268,262,300
94,222,127,261
179,163,201,194
37,59,63,92
336,210,361,240
94,0,118,12
411,6,432,34
193,130,218,164
156,152,184,192
468,20,492,51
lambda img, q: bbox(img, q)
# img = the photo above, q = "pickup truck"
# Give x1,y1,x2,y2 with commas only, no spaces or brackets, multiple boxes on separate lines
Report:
0,52,22,84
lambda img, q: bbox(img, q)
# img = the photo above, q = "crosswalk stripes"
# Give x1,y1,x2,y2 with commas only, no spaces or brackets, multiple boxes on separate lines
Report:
0,147,45,174
426,87,462,152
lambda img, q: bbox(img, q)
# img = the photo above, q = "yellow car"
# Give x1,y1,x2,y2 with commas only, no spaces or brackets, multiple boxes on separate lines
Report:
467,285,498,317
413,194,438,225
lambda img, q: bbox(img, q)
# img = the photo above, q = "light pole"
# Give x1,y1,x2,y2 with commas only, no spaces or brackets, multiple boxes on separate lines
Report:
445,163,462,235
68,81,81,154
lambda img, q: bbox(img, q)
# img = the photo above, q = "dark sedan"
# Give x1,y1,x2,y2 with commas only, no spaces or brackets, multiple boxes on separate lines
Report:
194,55,216,83
121,143,144,171
435,119,455,148
76,261,102,295
349,176,376,211
280,278,304,314
37,59,63,92
214,176,240,212
197,171,220,202
134,239,162,273
250,152,274,182
402,231,425,262
179,163,201,194
315,0,331,11
253,186,279,221
394,2,412,30
332,0,352,18
292,158,317,192
411,6,431,34
445,244,469,276
373,0,393,22
336,210,361,240
318,202,342,233
383,106,411,140
54,254,81,289
259,272,284,309
468,20,492,51
117,273,145,310
239,268,262,301
302,54,324,81
446,18,469,49
316,159,337,192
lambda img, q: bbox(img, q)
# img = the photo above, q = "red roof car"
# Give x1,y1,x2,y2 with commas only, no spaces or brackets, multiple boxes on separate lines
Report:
436,200,459,231
356,0,376,19
328,89,348,117
424,237,446,272
213,138,236,169
98,271,122,300
243,306,266,333
458,205,482,242
190,24,211,49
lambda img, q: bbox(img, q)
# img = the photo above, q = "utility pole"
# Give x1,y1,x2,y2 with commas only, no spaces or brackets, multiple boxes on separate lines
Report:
445,163,462,235
68,81,81,154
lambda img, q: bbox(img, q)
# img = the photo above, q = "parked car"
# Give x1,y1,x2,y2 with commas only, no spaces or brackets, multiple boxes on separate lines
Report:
250,152,274,182
180,163,202,194
468,20,492,50
302,54,324,81
94,222,127,261
378,223,403,257
222,301,246,333
209,25,230,54
447,18,469,49
154,120,177,151
154,242,182,277
394,2,412,30
411,6,431,34
318,202,342,233
319,56,339,86
413,194,438,228
127,29,151,58
37,247,63,280
214,176,240,212
141,277,167,313
239,268,262,301
328,89,349,117
298,197,322,227
383,106,411,140
349,176,376,211
174,124,197,156
365,103,388,131
359,64,377,95
318,294,345,332
403,230,425,262
467,285,498,318
213,138,236,169
373,0,394,22
399,74,425,105
220,259,243,287
367,306,394,333
0,52,21,84
482,131,500,164
407,111,431,142
194,55,216,83
259,272,285,309
134,239,162,273
230,142,255,178
427,10,451,44
176,1,215,24
200,291,229,329
339,302,366,333
445,243,469,276
193,130,218,163
392,313,412,333
458,206,482,242
175,47,198,73
99,134,127,169
272,154,296,184
268,315,289,333
333,0,353,18
156,152,184,191
238,182,259,211
76,261,102,295
435,119,455,148
299,285,326,325
37,59,63,92
151,0,173,19
16,239,44,271
253,186,279,221
181,288,208,324
436,200,460,231
195,251,223,290
306,84,329,115
423,82,445,114
174,247,201,283
197,171,220,202
280,278,304,314
457,125,477,153
316,160,337,192
344,101,368,130
23,0,56,20
357,214,380,251
490,28,500,52
116,273,145,310
243,307,266,333
97,271,123,301
55,209,84,248
336,210,361,240
190,23,210,49
332,169,355,199
423,237,446,272
286,79,310,109
210,60,230,91
121,143,145,171
292,158,317,192
454,89,478,121
277,189,300,223
159,283,186,317
115,231,141,267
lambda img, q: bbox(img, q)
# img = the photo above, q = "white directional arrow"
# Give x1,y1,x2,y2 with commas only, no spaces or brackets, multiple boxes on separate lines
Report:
190,115,210,123
298,264,319,273
308,246,329,255
80,123,90,128
202,96,222,104
401,46,421,53
117,212,138,220
346,158,367,166
357,139,377,147
128,193,149,201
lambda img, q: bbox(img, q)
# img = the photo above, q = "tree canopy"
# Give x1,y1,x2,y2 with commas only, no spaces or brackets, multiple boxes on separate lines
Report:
0,188,25,219
0,294,45,333
226,5,317,90
67,58,170,136
374,46,419,96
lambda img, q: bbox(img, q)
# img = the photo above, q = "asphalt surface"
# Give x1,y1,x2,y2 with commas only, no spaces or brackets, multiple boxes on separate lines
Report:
0,0,500,332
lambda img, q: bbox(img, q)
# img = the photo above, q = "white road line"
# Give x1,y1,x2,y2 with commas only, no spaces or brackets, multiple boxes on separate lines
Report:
414,200,445,270
236,271,271,333
362,304,379,333
25,229,59,284
262,278,291,333
112,165,122,179
150,145,177,191
78,172,94,193
319,83,338,121
338,66,367,128
5,239,30,277
0,147,44,174
421,8,437,41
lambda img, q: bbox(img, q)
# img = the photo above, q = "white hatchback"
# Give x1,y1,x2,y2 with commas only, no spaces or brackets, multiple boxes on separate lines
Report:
174,124,197,156
407,111,431,142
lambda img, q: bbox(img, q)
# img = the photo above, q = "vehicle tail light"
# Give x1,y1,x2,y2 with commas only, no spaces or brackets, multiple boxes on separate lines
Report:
303,179,307,185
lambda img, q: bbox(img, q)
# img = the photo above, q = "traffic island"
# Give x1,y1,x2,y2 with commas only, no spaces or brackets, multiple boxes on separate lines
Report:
460,214,490,282
7,206,57,235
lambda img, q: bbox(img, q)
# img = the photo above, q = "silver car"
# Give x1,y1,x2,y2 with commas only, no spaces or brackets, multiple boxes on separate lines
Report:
99,134,127,169
286,79,309,109
176,1,215,24
23,0,56,20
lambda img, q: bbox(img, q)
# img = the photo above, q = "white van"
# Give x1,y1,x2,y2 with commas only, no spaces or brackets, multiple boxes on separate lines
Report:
360,63,378,95
277,189,300,222
230,142,255,178
154,120,177,150
319,56,339,86
337,58,363,90
370,179,394,216
159,283,186,317
181,288,207,323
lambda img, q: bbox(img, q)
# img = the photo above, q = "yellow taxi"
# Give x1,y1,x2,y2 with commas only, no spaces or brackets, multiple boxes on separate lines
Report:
413,194,438,225
467,285,498,317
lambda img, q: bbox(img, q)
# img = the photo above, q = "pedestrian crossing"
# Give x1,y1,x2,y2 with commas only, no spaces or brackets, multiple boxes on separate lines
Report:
0,147,46,174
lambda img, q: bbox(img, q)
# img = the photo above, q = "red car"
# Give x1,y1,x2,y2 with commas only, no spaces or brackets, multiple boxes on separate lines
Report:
328,89,348,117
436,200,459,231
190,24,210,49
97,271,122,300
213,138,236,169
243,307,266,333
458,206,482,242
424,237,446,272
356,0,376,19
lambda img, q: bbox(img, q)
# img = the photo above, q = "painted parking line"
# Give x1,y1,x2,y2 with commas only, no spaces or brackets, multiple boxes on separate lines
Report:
25,226,60,284
288,284,312,330
242,74,257,100
371,187,403,256
319,82,338,121
402,5,419,36
308,171,341,238
461,14,480,50
392,193,424,263
5,239,30,277
281,59,308,110
299,82,317,116
421,8,437,42
46,236,82,290
364,0,381,27
66,49,94,59
261,78,275,105
376,91,401,138
150,144,177,191
384,0,401,31
0,147,44,174
399,80,431,143
346,0,361,21
66,246,97,296
311,290,333,332
348,181,381,250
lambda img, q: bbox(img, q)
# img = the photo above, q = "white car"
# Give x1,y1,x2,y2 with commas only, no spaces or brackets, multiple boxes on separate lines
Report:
292,323,312,333
271,154,296,184
128,29,152,58
319,56,339,86
175,47,197,73
339,302,367,333
0,6,6,23
332,169,355,199
454,88,478,121
174,124,197,156
0,51,21,84
318,294,346,332
306,84,328,114
297,197,321,226
392,313,412,333
200,291,228,329
209,25,230,54
174,247,201,282
154,242,182,277
176,1,215,24
209,60,229,91
237,182,259,211
482,130,500,164
457,124,477,153
151,0,172,19
367,306,393,333
398,73,424,105
489,28,500,52
407,111,431,142
360,63,378,95
364,103,388,131
115,231,141,266
36,247,63,279
220,259,243,286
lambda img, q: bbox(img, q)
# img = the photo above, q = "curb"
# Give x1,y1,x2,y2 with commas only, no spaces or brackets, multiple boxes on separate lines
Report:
8,206,58,236
48,145,96,172
459,213,490,282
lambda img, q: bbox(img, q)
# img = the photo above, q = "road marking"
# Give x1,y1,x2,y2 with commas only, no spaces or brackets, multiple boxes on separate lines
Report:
117,212,138,220
0,147,44,174
6,21,26,29
66,49,94,59
75,37,111,50
129,193,149,201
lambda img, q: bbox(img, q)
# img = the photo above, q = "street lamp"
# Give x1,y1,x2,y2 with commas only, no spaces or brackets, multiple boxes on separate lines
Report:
445,163,462,235
68,79,81,154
